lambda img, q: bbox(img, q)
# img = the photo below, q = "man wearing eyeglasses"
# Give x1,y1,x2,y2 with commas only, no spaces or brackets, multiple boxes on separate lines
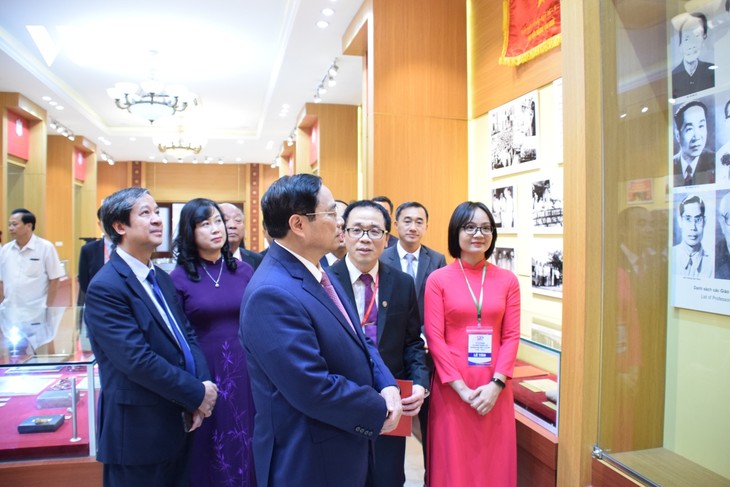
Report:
240,175,401,487
716,192,730,280
328,200,428,487
674,194,713,278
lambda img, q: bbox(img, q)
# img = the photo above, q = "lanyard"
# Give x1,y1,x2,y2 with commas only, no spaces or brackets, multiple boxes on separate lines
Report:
458,258,487,327
360,273,379,327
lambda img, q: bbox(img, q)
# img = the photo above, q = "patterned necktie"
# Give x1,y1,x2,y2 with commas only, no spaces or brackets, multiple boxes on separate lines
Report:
146,269,196,375
320,272,356,333
684,165,693,186
405,253,416,280
359,273,378,345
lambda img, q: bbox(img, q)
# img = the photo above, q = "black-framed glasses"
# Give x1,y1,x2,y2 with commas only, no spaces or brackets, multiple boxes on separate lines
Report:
345,227,387,240
720,213,730,225
462,223,493,235
304,211,338,219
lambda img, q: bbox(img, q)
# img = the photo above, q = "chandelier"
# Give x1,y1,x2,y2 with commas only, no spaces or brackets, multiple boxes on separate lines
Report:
154,126,206,159
107,79,197,124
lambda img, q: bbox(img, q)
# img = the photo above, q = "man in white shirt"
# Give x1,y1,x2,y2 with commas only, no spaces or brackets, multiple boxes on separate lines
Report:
673,195,713,278
0,209,64,343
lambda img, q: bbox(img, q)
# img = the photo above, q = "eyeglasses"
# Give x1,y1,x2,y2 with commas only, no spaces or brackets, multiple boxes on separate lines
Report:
681,215,705,225
462,223,493,235
720,213,730,225
345,227,387,240
304,211,338,219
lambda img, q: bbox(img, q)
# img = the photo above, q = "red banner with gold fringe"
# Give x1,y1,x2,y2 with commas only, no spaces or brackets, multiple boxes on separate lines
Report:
499,0,561,66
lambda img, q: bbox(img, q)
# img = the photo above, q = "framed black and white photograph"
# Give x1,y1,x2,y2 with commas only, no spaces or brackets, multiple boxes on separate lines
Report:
531,175,563,230
492,185,516,231
491,246,516,273
489,91,539,175
531,239,563,298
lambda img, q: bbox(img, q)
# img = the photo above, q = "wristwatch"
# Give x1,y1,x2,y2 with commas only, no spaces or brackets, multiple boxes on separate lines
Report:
491,377,506,389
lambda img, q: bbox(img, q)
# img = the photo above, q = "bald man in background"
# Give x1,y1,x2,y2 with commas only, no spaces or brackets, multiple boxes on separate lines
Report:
219,203,263,271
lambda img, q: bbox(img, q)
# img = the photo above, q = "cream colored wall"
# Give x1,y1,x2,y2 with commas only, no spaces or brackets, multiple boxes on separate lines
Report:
468,81,563,352
664,307,730,478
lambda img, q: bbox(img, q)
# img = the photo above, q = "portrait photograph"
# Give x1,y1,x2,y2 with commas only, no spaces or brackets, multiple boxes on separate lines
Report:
672,94,716,188
531,175,564,230
715,88,730,184
626,178,654,204
491,246,516,273
531,239,563,298
492,185,516,231
669,10,716,100
489,91,539,175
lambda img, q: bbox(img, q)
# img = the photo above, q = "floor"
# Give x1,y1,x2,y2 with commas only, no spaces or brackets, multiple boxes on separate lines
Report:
404,434,425,487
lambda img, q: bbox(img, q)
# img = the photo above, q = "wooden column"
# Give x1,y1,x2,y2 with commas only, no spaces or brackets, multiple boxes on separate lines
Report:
558,1,603,485
344,0,468,255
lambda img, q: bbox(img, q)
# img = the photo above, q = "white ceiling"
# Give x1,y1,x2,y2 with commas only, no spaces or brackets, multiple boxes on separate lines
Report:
0,0,364,165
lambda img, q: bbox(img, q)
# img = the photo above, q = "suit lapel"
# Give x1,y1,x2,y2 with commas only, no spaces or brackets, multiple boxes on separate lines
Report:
110,255,181,348
415,247,431,297
375,263,393,344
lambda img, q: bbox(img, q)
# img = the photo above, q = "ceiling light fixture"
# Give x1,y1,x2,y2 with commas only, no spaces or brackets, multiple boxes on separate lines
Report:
313,58,339,103
154,126,206,159
49,119,75,141
107,77,197,124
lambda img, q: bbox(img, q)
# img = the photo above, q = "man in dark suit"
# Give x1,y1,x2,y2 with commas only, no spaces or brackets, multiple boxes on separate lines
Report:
329,200,428,487
716,191,730,279
240,174,402,486
84,187,218,487
77,207,113,307
373,195,399,249
381,201,446,469
219,202,263,270
671,13,715,99
672,100,715,187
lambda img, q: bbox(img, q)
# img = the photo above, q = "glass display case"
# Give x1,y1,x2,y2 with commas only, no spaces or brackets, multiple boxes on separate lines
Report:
512,337,560,435
0,305,97,462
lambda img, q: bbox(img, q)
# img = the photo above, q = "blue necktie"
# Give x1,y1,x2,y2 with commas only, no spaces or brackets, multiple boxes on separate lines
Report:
146,269,196,375
405,253,416,280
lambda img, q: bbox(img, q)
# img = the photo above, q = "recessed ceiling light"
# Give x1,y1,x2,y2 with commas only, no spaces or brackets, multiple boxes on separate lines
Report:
322,8,335,16
641,106,648,113
235,157,242,162
282,104,290,109
316,20,329,29
149,155,156,160
55,106,64,110
129,137,136,141
49,100,57,106
42,96,52,101
266,140,274,149
237,139,245,145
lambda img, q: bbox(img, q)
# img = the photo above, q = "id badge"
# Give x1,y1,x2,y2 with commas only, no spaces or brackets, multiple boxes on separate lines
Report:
466,326,492,366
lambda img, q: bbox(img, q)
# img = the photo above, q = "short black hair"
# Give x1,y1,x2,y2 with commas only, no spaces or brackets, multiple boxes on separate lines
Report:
679,194,705,217
674,100,707,129
100,187,150,245
372,196,394,214
342,200,392,233
446,201,497,260
261,174,322,239
395,201,429,222
678,12,708,44
10,208,35,230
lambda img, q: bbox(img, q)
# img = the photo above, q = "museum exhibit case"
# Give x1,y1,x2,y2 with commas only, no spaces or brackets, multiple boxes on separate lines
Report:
513,337,560,435
595,0,730,484
0,305,97,462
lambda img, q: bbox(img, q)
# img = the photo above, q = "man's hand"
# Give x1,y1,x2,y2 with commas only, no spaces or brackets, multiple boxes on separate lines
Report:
379,385,403,434
401,384,427,417
189,410,205,432
198,380,218,418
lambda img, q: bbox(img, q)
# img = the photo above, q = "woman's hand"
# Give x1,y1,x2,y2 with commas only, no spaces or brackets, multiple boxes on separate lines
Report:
468,382,502,416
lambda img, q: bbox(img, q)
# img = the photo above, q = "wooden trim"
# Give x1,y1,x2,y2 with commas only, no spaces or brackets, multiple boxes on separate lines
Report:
0,456,103,486
557,1,603,485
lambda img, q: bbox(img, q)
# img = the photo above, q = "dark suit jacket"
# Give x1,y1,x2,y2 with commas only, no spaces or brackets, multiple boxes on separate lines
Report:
84,252,210,466
239,247,263,270
673,151,715,186
381,244,447,321
716,238,730,280
77,239,105,305
329,258,429,389
239,242,396,486
672,60,715,98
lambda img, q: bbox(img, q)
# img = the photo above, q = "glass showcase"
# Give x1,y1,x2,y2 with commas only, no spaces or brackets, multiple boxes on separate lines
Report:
598,0,730,484
513,337,560,435
0,305,97,462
